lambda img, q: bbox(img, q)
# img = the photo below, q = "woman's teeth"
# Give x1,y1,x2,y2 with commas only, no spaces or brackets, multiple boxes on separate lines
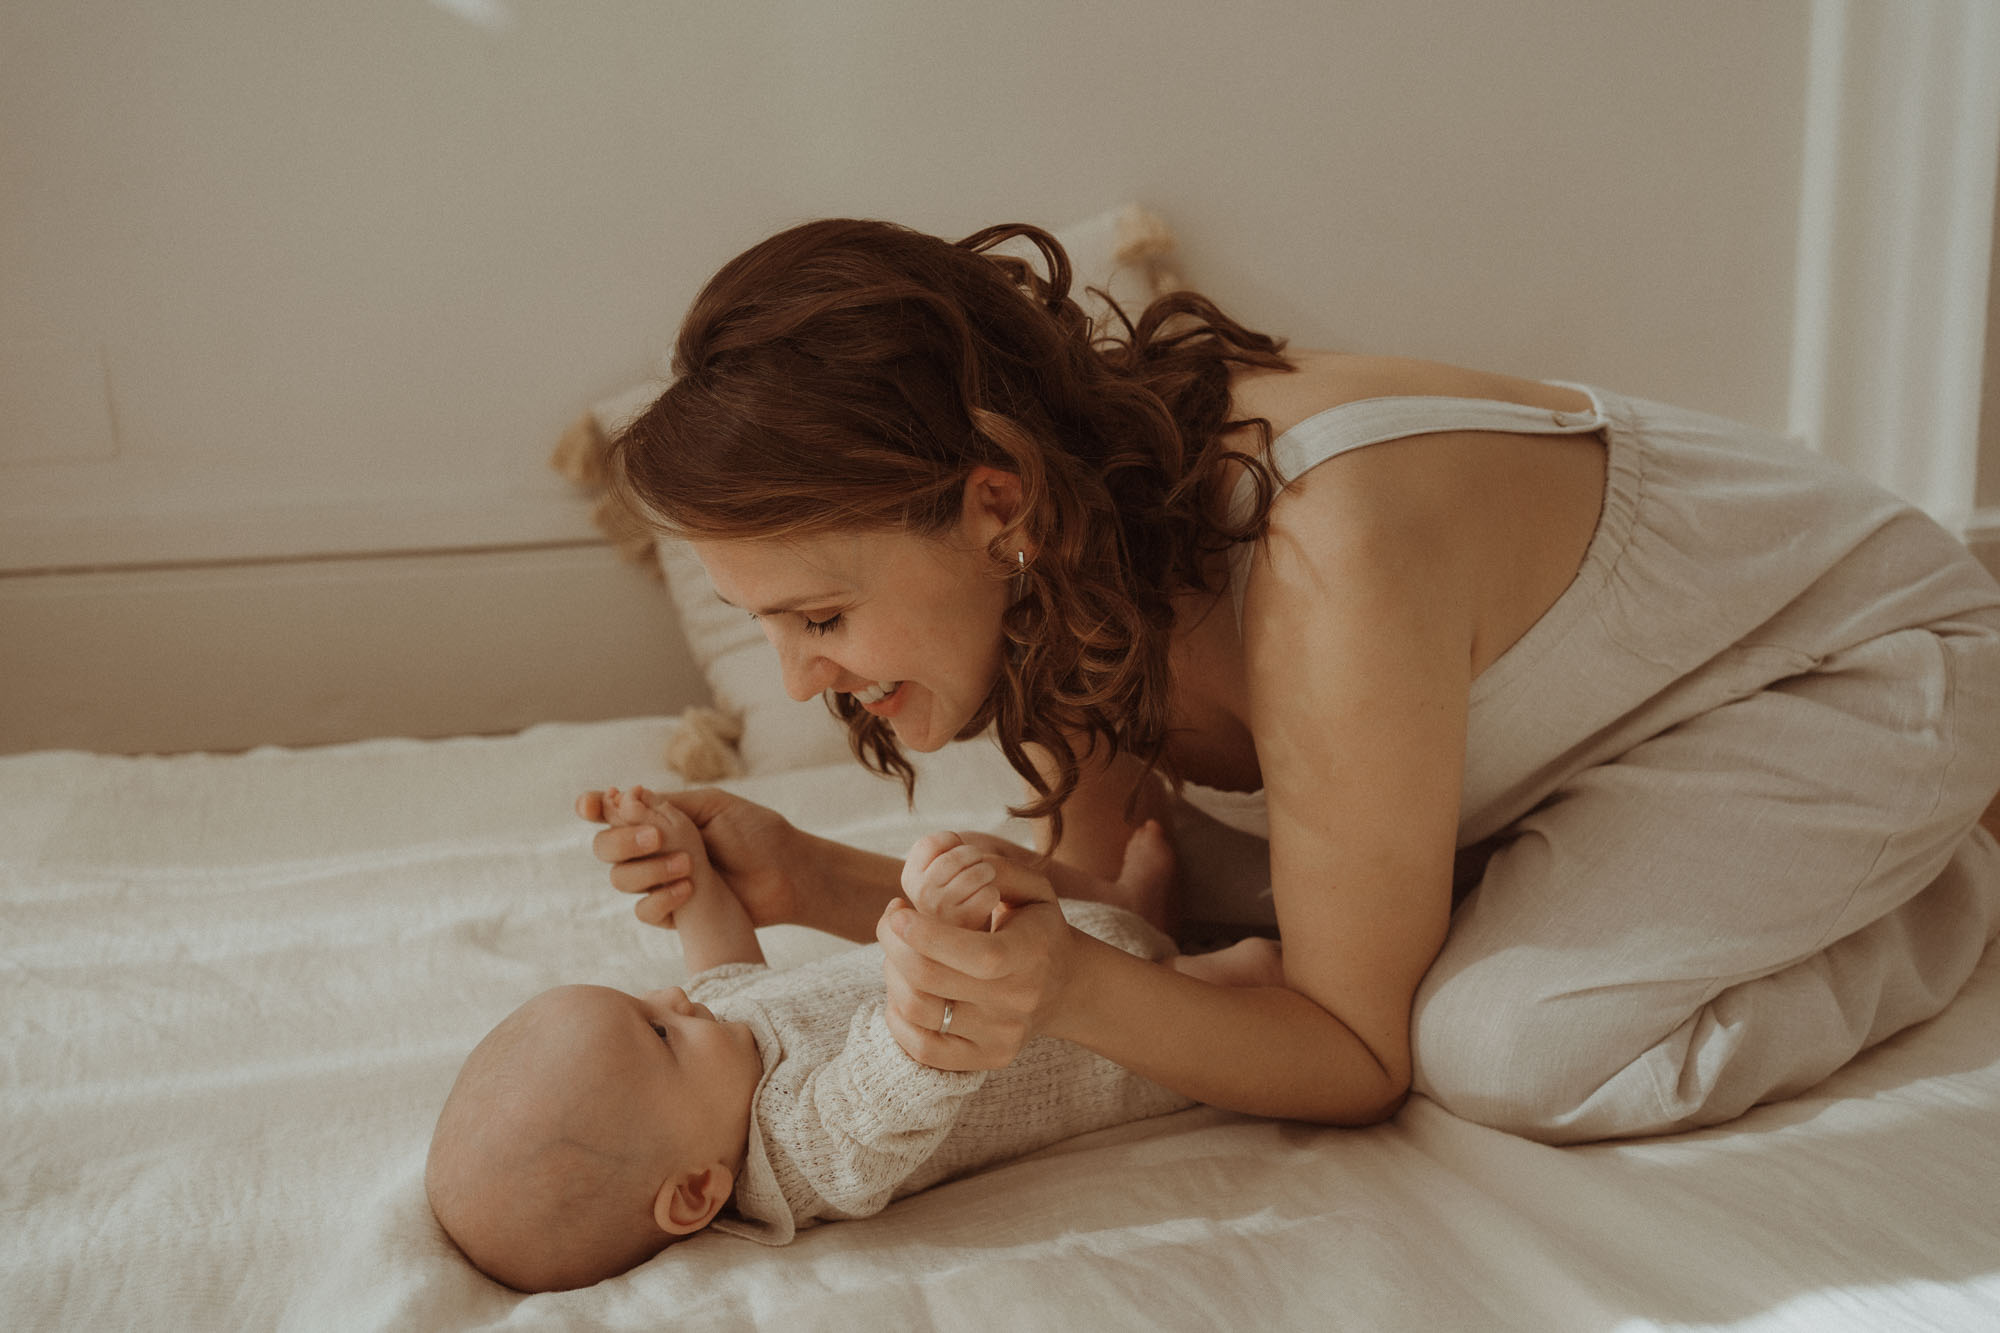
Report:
854,681,900,705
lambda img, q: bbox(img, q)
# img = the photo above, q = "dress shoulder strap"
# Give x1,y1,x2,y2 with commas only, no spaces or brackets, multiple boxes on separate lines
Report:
1264,385,1607,496
1224,383,1609,618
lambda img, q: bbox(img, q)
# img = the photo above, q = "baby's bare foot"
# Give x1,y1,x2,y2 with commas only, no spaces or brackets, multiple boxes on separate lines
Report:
1092,819,1176,933
1172,935,1284,988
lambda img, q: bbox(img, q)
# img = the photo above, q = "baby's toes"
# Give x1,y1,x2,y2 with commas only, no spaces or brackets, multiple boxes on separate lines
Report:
1118,819,1177,892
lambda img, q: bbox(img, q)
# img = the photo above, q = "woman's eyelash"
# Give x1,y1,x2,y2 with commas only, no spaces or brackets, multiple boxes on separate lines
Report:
744,611,844,635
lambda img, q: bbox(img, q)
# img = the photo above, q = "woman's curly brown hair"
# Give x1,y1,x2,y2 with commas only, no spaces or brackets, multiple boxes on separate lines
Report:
610,218,1291,847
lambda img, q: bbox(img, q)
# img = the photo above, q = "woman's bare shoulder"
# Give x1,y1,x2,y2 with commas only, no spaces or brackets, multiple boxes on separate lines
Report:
1229,352,1589,441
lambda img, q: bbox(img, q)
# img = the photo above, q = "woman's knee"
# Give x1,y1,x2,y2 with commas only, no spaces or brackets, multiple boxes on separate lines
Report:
1411,973,1624,1143
1409,961,1721,1143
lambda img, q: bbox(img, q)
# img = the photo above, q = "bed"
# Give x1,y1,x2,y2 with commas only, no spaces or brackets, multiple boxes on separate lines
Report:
5,712,2000,1332
11,204,2000,1330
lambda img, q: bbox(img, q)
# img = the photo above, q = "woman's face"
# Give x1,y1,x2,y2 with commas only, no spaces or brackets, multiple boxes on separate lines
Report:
690,490,1016,754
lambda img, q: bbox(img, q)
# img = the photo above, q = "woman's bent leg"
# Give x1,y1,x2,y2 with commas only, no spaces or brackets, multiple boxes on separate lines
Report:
1412,619,2000,1143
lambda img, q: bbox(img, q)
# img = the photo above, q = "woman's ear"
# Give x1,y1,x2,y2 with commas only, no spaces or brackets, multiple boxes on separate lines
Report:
959,465,1026,553
961,466,1023,525
653,1163,736,1236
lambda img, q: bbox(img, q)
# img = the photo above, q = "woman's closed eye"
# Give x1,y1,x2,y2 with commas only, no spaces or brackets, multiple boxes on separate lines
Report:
744,610,844,636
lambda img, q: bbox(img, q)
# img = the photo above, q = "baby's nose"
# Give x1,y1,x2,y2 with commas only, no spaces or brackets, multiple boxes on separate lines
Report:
655,987,719,1022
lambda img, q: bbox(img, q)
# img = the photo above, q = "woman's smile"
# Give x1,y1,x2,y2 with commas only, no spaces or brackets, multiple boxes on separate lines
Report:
690,525,1011,752
854,680,906,714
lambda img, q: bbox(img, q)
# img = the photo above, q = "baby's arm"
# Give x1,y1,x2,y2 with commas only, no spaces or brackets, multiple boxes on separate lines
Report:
758,1004,989,1226
597,786,765,973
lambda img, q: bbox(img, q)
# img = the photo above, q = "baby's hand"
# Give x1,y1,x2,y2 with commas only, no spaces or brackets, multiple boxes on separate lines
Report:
582,786,718,928
898,831,1063,932
901,832,999,932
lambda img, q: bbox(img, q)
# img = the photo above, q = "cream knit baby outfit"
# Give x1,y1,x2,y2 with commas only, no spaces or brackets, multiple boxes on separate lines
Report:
688,900,1195,1244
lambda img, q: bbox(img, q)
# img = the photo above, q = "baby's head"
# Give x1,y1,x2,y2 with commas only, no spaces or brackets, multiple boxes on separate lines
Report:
426,984,763,1291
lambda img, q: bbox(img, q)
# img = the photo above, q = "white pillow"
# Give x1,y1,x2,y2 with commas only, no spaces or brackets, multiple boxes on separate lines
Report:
596,204,1181,774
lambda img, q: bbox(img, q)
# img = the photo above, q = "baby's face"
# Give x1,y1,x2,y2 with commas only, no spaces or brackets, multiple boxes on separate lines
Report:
590,985,764,1168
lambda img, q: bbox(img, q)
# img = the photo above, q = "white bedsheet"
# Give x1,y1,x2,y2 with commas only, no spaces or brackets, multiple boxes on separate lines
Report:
4,718,1998,1331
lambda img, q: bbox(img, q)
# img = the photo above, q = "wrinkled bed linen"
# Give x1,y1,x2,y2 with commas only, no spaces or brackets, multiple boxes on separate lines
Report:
3,719,1997,1332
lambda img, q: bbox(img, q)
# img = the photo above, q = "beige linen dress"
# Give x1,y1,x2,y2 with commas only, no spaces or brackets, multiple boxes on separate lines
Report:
1195,384,2000,1142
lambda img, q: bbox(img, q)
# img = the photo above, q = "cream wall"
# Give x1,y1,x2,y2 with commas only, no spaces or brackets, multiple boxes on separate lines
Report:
2,1,1819,753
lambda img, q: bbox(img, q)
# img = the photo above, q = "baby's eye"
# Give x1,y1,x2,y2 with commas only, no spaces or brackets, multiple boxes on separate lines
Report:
651,1023,669,1043
801,613,843,636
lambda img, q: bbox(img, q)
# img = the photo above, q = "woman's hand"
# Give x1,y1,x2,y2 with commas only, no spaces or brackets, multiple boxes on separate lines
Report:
875,861,1077,1071
578,785,806,929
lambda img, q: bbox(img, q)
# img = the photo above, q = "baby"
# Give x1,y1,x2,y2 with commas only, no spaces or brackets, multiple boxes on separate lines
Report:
425,787,1279,1292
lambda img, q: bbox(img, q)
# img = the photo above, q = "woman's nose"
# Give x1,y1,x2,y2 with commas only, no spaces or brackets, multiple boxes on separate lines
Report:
777,640,840,702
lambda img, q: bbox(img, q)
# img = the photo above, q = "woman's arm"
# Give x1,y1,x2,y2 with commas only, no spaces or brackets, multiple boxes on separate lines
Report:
585,786,902,943
1239,438,1469,1106
880,902,1406,1123
880,442,1474,1124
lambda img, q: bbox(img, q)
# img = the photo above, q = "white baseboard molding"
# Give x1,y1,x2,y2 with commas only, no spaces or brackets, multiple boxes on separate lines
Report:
0,544,706,756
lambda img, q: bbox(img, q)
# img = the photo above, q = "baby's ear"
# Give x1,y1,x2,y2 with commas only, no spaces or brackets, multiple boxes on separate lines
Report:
654,1163,734,1236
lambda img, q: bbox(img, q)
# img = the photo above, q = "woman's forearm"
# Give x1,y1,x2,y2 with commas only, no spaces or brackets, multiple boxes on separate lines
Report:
793,832,907,942
1049,931,1409,1125
967,832,1122,900
786,829,1106,944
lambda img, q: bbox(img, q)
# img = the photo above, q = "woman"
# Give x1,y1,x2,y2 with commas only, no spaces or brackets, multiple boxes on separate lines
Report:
590,217,2000,1143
